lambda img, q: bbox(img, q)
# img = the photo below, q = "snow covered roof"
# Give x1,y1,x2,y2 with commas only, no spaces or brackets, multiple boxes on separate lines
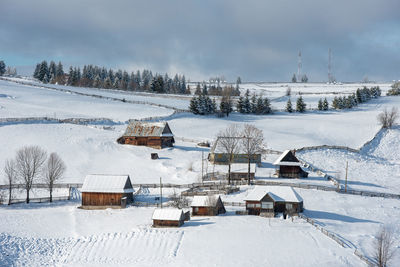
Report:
122,121,173,137
230,163,256,173
81,174,134,193
211,137,258,154
152,209,184,221
273,150,301,166
245,186,303,203
191,195,221,207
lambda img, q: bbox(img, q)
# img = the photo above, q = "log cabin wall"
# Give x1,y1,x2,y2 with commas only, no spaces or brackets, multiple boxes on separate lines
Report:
153,219,183,227
82,192,123,206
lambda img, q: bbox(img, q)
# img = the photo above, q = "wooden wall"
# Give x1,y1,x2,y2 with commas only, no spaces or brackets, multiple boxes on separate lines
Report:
153,219,183,227
122,137,173,149
82,192,132,206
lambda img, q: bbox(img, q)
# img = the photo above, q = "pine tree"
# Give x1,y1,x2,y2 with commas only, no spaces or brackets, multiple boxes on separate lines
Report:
38,61,49,82
189,96,199,114
195,83,201,95
104,77,112,89
255,96,264,114
33,63,40,79
296,96,306,112
220,95,233,117
263,97,272,114
291,74,297,83
286,99,293,113
250,94,257,113
202,83,208,95
301,74,308,83
243,89,251,113
93,75,102,88
318,98,323,110
0,61,5,76
236,96,244,113
322,98,329,110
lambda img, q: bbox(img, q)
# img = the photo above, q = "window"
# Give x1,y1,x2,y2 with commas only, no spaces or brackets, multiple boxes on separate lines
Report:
261,202,273,209
247,203,255,208
255,203,261,208
285,204,293,210
194,207,199,212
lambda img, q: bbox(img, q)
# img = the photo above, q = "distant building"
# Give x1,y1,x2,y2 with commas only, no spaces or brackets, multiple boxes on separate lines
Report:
117,121,174,149
245,186,303,217
208,137,262,165
81,174,134,208
152,209,185,227
191,195,226,216
273,150,308,178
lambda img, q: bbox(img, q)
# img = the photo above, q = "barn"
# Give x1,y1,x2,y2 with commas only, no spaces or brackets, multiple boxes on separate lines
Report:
117,121,175,149
245,186,303,217
208,137,261,165
191,195,226,216
273,150,308,178
229,163,256,180
81,174,134,208
152,208,185,227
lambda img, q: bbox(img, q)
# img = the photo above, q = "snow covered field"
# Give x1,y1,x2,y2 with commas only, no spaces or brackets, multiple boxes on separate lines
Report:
1,78,400,266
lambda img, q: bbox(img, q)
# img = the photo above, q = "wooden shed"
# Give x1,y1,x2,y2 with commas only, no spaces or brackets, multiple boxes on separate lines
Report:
245,186,303,217
191,195,226,216
208,137,261,165
152,209,185,227
229,163,256,180
273,150,308,178
81,174,134,208
117,121,175,149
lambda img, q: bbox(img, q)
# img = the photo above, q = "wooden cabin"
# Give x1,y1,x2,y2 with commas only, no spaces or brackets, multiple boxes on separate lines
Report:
191,195,226,216
230,163,256,180
81,174,134,208
245,186,303,217
208,137,261,165
273,150,308,178
152,209,185,227
117,121,175,149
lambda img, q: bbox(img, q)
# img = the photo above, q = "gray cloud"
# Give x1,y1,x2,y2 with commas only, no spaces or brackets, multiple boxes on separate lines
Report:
1,0,400,81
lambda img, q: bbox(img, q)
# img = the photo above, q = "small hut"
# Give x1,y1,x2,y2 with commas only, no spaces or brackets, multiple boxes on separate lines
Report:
152,209,185,227
245,186,303,217
230,163,256,180
117,121,174,149
273,150,308,178
81,174,134,208
208,137,261,165
191,195,226,216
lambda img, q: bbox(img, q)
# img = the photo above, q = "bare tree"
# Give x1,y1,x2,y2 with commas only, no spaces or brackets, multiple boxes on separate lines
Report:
4,159,17,205
169,189,188,209
217,124,240,184
374,226,395,267
44,152,66,202
241,124,264,185
15,146,47,203
378,107,399,129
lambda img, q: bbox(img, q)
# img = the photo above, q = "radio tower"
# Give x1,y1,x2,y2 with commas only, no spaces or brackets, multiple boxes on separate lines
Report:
328,48,332,83
297,51,302,81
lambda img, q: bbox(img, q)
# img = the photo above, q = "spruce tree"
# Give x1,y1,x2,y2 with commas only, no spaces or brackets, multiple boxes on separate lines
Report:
236,96,244,113
0,61,5,76
189,96,199,114
195,83,201,95
202,83,208,95
263,97,272,114
243,89,251,113
255,96,264,114
250,94,257,113
286,99,293,113
322,98,329,110
33,63,40,79
318,98,323,110
220,95,233,117
296,96,306,112
291,74,297,83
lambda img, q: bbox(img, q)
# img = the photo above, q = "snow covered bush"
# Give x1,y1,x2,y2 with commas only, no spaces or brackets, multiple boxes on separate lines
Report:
387,82,400,96
378,107,399,129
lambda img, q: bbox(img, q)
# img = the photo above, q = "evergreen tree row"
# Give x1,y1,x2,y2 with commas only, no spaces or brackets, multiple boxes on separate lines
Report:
317,98,329,111
236,89,272,114
332,86,381,110
285,96,306,113
194,82,240,96
0,60,6,76
33,60,190,94
189,94,217,115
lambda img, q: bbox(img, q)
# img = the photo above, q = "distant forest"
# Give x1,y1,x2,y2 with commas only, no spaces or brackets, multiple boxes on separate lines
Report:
33,60,239,96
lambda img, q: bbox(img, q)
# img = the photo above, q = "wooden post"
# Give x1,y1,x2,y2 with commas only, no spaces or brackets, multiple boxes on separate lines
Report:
160,177,163,208
345,161,348,193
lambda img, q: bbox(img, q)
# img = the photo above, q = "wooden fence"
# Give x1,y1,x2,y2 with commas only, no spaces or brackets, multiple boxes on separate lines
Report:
8,196,70,204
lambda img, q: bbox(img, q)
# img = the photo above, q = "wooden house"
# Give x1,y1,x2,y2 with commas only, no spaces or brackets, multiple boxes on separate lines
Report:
273,150,308,178
208,137,261,165
81,174,134,208
152,209,185,227
117,121,175,149
191,195,226,216
245,186,303,217
229,163,256,180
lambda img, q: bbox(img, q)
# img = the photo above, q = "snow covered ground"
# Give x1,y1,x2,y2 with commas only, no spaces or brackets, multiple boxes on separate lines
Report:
1,78,400,266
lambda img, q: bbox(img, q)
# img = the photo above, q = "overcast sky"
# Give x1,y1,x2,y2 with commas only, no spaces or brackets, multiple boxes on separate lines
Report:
1,0,400,82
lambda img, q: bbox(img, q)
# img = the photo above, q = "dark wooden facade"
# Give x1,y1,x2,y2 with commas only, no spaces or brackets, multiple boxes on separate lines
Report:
246,194,303,216
191,196,226,216
153,219,184,227
119,136,174,149
82,192,133,206
277,166,308,179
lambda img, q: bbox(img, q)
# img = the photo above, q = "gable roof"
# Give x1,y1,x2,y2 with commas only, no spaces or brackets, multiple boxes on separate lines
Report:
245,186,303,203
230,163,257,173
211,137,260,154
81,174,134,193
122,121,173,137
273,150,301,166
152,208,184,221
191,195,222,207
